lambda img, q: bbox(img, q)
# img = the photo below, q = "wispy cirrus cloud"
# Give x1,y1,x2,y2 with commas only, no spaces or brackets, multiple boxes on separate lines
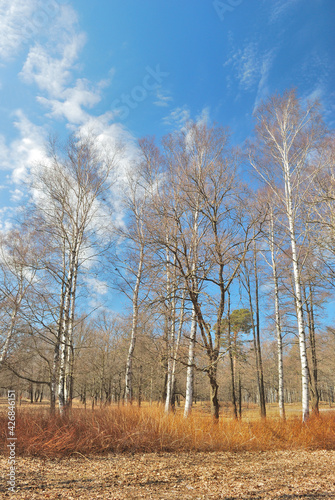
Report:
163,105,190,127
162,105,211,134
233,42,260,91
253,49,276,111
223,35,276,112
0,0,74,61
0,0,39,60
224,41,273,93
153,88,173,107
267,0,303,24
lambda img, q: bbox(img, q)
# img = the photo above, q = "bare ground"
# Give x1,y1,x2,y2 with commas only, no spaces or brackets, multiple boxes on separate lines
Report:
1,450,335,499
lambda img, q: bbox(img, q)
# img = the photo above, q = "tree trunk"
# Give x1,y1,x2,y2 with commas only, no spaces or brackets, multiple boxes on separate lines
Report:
164,252,177,414
253,244,266,418
209,367,220,420
168,290,185,413
184,304,197,417
284,162,310,421
64,254,78,411
227,292,238,419
305,284,319,414
58,249,77,415
238,374,242,419
138,365,143,407
125,245,144,404
269,211,285,419
0,288,23,366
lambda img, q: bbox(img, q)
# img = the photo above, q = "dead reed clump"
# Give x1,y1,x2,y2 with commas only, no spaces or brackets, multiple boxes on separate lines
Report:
0,405,334,457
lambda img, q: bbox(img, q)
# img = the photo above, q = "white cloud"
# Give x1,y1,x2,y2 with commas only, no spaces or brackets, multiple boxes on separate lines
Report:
267,0,302,23
237,43,260,91
77,113,138,160
20,33,86,97
224,37,276,106
163,106,190,128
0,110,46,183
86,276,108,296
303,86,324,105
0,135,10,169
37,78,102,124
224,41,260,92
18,3,99,127
9,188,24,202
76,113,140,216
2,0,138,204
162,105,211,133
17,4,132,153
153,88,173,107
0,0,38,59
300,50,332,106
195,107,210,126
0,0,79,61
253,50,276,111
0,211,14,233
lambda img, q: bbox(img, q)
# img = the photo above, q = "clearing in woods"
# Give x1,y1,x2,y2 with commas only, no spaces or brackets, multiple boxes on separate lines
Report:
1,400,335,498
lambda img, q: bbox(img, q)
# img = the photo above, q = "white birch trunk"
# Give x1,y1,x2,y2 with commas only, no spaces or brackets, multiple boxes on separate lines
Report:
58,250,76,415
283,160,309,421
184,204,199,417
165,251,178,413
164,293,176,413
0,271,33,366
125,244,144,404
170,290,185,407
51,238,67,413
64,250,79,408
0,305,20,366
251,94,316,421
184,304,197,417
269,209,285,419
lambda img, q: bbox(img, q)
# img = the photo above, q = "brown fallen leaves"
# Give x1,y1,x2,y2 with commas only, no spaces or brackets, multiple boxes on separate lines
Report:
1,450,335,499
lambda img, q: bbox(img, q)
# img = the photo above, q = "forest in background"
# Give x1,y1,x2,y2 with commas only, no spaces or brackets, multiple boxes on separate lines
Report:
0,89,335,422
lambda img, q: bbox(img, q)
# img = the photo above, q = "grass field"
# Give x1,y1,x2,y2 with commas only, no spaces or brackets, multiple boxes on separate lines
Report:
1,399,335,457
1,400,335,498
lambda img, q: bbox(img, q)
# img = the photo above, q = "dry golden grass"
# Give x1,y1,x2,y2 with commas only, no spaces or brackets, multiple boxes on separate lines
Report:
1,403,335,458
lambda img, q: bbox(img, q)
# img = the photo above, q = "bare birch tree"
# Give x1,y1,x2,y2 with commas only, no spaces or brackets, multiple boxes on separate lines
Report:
29,134,117,414
0,229,40,366
150,122,255,419
267,204,286,419
250,90,327,420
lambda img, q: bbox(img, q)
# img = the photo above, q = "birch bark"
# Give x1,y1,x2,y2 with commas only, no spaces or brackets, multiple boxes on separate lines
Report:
125,244,144,403
250,91,324,420
269,208,285,419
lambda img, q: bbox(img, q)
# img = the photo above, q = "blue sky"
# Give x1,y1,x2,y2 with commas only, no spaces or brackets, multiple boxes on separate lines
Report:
0,0,334,314
1,1,334,205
